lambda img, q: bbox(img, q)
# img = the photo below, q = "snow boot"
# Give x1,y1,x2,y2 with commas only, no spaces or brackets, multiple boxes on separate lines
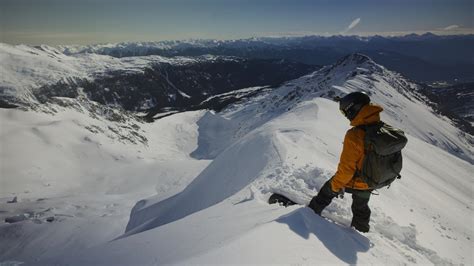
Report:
309,181,336,215
351,219,370,233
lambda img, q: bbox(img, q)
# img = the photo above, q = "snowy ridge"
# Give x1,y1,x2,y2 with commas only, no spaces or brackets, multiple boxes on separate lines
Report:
71,53,472,264
209,53,473,163
1,53,472,265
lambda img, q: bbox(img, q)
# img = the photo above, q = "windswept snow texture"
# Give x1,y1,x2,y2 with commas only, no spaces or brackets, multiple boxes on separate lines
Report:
1,53,473,265
0,104,211,262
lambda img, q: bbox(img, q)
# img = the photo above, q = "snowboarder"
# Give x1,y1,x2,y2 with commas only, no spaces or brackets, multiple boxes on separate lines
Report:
309,91,392,233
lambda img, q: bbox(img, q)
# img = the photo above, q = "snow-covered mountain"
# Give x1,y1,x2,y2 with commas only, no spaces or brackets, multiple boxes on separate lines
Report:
0,43,193,104
59,34,474,65
1,53,472,265
56,34,474,82
0,43,317,115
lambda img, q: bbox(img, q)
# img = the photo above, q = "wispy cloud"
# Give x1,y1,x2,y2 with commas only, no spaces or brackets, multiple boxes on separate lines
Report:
341,18,361,34
443,25,460,30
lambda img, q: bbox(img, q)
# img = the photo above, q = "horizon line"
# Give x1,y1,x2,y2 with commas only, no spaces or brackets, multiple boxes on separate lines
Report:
2,31,474,47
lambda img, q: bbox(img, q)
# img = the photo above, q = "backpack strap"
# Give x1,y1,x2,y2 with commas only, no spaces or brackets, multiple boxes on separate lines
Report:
356,121,383,151
356,124,368,131
351,124,371,188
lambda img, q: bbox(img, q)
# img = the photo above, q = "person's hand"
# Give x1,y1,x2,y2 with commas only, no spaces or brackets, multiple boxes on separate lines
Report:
329,187,344,199
336,188,345,199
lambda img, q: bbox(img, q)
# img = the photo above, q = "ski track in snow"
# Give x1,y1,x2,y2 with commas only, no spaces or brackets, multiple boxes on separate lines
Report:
0,51,472,265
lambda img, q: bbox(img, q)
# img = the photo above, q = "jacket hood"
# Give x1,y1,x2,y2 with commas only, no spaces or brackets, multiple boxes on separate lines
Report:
350,104,383,126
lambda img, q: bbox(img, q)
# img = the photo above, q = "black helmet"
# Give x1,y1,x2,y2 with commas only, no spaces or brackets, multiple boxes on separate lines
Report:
339,91,370,120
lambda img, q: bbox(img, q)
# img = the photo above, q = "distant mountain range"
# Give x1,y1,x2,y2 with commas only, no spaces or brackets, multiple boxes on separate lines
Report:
59,33,474,83
2,40,473,134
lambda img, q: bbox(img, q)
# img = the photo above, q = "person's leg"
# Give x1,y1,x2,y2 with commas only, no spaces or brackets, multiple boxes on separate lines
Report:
309,180,336,215
351,191,371,232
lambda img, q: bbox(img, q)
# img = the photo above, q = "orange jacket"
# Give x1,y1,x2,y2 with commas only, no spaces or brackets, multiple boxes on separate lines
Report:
330,104,384,192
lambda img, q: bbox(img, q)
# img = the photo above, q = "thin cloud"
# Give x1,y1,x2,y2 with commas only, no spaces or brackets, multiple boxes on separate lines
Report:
341,18,361,34
443,25,460,30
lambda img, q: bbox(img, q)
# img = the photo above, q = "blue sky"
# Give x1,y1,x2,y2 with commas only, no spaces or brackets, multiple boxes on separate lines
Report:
1,0,472,45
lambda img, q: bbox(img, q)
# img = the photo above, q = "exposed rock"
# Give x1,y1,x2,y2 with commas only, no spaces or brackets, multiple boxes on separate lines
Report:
7,196,17,203
5,214,28,224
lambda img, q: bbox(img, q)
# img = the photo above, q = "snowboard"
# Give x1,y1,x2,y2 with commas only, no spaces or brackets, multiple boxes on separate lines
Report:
268,193,297,207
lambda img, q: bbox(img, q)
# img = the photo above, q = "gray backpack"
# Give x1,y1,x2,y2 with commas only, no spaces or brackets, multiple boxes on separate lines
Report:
357,122,408,189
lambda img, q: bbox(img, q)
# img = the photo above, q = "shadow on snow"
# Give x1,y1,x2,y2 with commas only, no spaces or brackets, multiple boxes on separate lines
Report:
276,207,371,264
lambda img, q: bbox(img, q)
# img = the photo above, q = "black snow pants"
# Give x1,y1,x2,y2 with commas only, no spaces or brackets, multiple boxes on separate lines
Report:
309,180,371,232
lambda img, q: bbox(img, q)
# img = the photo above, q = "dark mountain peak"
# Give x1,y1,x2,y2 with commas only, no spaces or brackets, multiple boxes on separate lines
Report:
421,32,438,37
335,53,374,66
398,32,439,41
404,33,419,38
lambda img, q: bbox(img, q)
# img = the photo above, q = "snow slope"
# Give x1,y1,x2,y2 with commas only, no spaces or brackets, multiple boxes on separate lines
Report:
1,54,473,265
0,101,211,262
53,98,472,265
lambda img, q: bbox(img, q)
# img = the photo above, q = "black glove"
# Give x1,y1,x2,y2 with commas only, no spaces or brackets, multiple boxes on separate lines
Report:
322,180,344,198
335,188,345,199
